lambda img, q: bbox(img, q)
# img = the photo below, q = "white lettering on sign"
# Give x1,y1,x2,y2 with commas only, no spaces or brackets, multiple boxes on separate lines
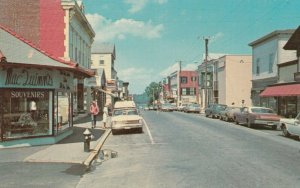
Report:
11,91,45,98
5,68,53,87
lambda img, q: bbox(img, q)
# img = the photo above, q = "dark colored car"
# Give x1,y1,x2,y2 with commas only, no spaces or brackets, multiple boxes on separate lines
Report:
205,104,227,118
219,106,242,122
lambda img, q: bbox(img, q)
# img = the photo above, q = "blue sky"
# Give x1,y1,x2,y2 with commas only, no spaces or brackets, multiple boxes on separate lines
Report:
83,0,300,94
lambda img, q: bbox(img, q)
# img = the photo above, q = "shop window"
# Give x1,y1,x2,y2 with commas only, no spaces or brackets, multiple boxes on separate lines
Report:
54,92,72,134
0,89,52,141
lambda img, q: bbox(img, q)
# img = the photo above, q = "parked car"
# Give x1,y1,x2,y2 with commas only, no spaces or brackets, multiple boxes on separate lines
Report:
279,112,300,138
110,101,143,135
205,104,227,118
161,103,174,112
234,106,281,129
184,103,201,113
219,106,242,122
178,103,188,112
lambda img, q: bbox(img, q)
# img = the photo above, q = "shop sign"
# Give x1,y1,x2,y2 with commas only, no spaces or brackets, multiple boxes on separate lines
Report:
10,91,46,98
4,68,53,87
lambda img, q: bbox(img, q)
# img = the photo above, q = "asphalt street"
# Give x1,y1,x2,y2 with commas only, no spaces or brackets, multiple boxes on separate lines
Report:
78,110,300,188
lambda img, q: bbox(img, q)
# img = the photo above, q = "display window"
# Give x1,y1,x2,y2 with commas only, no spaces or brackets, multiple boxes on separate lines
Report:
0,89,52,141
54,92,73,134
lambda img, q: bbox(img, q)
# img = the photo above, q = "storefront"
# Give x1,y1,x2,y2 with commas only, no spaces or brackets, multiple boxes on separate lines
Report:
0,66,75,141
260,83,300,118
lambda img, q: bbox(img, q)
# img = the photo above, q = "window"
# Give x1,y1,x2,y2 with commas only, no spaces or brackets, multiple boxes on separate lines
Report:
180,77,187,84
269,53,274,73
256,58,260,75
191,77,197,82
181,88,187,95
100,60,104,65
0,89,52,140
190,88,196,95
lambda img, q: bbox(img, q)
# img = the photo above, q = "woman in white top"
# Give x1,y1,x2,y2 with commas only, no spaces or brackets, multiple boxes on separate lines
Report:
102,105,108,128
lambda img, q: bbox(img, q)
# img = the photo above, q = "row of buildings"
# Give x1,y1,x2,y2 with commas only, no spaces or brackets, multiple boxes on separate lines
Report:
161,28,300,119
0,0,129,146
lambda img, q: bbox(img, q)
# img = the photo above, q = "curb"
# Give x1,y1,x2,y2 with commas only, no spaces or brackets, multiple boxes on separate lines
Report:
83,128,111,167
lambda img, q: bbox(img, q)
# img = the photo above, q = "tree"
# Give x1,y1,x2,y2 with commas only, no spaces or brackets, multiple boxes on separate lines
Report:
144,82,161,105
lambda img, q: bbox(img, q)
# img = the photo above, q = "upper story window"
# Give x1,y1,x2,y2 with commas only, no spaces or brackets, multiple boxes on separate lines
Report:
100,60,105,65
268,53,274,73
256,58,260,75
180,76,187,84
191,76,197,82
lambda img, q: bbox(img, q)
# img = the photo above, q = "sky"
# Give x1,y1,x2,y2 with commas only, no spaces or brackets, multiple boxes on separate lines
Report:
83,0,300,94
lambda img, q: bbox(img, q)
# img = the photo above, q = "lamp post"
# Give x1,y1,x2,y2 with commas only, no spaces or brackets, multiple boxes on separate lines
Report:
204,38,209,109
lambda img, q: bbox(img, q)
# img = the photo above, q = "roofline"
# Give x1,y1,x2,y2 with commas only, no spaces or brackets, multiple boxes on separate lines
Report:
0,24,95,77
248,29,295,46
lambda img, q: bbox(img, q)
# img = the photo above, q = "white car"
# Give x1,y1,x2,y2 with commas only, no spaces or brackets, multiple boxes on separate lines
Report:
110,101,143,135
280,112,300,138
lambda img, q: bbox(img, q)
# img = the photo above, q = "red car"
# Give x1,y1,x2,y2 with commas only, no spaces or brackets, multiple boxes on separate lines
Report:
234,106,281,130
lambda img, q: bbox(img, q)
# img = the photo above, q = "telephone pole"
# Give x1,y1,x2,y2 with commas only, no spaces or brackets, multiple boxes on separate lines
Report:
204,37,209,109
179,60,182,105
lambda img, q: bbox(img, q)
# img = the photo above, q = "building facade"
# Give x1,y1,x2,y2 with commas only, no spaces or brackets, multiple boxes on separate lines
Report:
248,29,296,110
91,43,118,106
0,25,93,145
0,0,95,114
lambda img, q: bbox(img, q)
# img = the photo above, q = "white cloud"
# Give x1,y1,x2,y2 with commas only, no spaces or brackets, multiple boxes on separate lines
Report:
159,62,198,78
118,67,157,94
159,63,180,77
124,0,167,13
86,14,164,43
211,32,224,43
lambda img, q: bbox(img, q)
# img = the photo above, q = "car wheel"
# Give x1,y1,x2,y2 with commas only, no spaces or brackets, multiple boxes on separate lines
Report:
111,129,117,135
272,125,277,130
235,119,239,125
205,113,209,117
137,127,143,133
247,120,252,128
281,125,290,137
225,116,229,122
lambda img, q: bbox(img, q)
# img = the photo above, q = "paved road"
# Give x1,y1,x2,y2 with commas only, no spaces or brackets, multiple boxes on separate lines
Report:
77,110,300,188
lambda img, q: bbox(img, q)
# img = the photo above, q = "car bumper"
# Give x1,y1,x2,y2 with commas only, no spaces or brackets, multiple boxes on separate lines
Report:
253,120,279,127
111,123,143,130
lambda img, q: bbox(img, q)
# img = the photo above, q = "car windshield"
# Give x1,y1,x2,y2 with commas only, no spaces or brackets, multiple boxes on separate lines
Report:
251,108,274,114
113,109,138,116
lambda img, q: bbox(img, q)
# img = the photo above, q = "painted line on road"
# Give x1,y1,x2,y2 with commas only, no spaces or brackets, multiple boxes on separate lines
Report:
143,118,155,144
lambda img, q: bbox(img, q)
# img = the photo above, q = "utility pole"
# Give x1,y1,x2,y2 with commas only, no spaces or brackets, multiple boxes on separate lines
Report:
178,61,182,106
204,37,209,109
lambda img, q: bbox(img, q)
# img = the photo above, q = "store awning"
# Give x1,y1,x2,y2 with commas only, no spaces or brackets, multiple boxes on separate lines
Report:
95,88,117,97
260,84,300,97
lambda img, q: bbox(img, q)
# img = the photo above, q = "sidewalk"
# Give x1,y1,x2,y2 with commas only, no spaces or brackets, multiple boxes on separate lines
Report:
24,114,111,167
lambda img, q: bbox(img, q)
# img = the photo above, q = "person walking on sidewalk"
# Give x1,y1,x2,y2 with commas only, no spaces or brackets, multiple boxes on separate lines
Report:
103,105,109,128
90,100,99,128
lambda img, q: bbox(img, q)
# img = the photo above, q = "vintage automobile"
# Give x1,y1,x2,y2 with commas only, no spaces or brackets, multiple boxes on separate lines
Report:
279,112,300,138
160,103,174,112
177,103,188,112
205,104,227,118
184,103,201,113
234,106,281,129
219,106,242,122
110,101,143,135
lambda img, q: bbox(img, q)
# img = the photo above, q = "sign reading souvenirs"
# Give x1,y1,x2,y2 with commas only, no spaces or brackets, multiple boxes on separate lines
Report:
5,68,53,87
11,91,45,98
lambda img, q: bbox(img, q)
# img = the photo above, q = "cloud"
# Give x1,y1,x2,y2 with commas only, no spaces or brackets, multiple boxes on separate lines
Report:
211,32,224,43
86,14,164,43
118,67,156,94
124,0,167,13
159,63,180,77
159,62,198,77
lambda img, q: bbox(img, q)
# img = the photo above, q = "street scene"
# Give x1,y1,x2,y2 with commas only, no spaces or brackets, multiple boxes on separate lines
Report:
1,0,300,187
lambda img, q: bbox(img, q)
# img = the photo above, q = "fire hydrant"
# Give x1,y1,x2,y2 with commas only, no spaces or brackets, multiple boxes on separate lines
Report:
83,128,92,152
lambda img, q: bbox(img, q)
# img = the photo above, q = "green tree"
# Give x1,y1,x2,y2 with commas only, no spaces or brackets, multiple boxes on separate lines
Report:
145,82,161,105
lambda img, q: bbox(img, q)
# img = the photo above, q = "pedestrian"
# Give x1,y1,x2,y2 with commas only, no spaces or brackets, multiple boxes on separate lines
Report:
90,100,99,128
103,105,109,128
